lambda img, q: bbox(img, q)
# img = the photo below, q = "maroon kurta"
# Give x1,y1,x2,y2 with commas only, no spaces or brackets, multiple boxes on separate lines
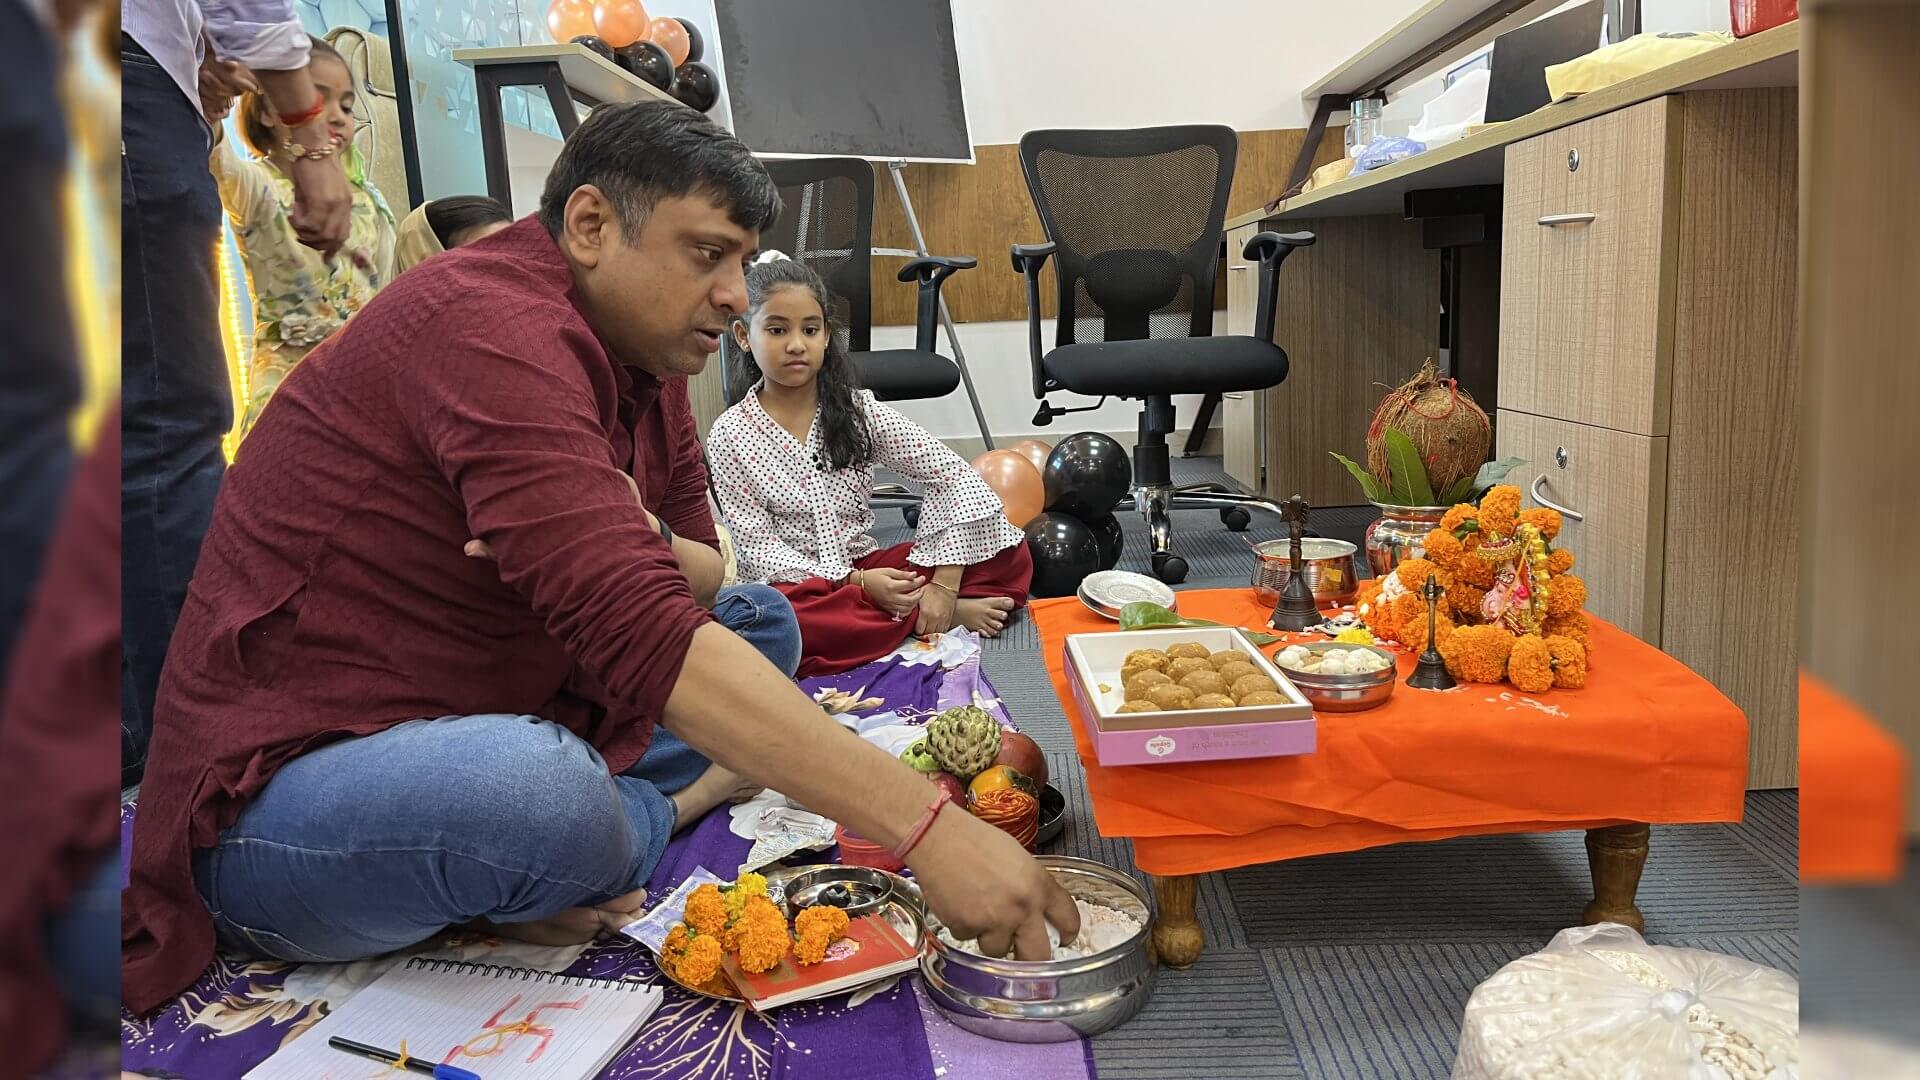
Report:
123,218,719,1014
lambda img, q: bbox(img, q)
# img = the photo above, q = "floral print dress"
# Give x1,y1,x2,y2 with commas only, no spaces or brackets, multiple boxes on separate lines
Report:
211,139,395,439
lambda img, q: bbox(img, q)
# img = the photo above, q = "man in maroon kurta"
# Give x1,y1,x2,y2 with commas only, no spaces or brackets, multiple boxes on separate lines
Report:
123,101,1077,1014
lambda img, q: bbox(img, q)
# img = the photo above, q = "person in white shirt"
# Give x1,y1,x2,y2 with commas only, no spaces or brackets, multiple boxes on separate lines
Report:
120,0,351,781
708,256,1033,677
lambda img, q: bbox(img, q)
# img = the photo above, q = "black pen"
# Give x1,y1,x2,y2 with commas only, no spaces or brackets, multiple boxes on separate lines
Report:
327,1036,483,1079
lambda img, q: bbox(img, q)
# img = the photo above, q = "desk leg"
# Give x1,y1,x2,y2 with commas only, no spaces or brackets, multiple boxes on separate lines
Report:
1583,824,1650,932
1149,874,1204,969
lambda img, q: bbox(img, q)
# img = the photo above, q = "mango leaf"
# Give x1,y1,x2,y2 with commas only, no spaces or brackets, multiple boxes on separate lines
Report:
1328,452,1389,503
1451,519,1481,540
1383,428,1435,506
1440,473,1477,505
1241,630,1285,646
1471,456,1527,494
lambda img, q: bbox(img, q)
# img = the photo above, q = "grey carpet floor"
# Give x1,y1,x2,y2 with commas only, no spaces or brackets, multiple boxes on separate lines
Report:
879,456,1801,1080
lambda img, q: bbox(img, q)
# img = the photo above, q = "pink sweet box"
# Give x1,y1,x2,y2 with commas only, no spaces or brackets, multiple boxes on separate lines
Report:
1064,626,1317,766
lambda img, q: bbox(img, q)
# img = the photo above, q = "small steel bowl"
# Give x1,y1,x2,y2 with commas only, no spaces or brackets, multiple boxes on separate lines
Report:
920,855,1155,1042
1274,642,1398,712
1251,538,1360,606
780,865,895,921
1035,783,1067,846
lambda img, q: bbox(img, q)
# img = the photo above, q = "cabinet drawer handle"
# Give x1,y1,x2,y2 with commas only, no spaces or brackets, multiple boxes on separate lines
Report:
1529,475,1585,522
1538,212,1597,227
1223,393,1246,400
1228,264,1249,271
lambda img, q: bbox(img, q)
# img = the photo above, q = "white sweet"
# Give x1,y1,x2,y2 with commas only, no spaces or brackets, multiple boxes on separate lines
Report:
1277,645,1311,667
1277,647,1390,676
937,898,1143,961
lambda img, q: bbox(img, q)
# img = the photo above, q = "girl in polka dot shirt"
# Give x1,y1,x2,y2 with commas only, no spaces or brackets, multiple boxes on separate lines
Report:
707,257,1032,677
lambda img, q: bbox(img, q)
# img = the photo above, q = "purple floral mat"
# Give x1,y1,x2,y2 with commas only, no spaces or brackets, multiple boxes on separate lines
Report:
121,645,1096,1080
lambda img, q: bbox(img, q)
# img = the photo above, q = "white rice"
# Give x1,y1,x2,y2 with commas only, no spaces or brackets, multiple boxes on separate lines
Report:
936,898,1142,961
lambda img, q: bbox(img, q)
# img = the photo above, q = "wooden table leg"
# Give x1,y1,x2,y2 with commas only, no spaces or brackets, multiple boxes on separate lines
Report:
1583,823,1650,932
1149,874,1204,969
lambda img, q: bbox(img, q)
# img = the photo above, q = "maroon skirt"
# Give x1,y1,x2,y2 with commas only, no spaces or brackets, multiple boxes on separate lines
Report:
773,540,1033,677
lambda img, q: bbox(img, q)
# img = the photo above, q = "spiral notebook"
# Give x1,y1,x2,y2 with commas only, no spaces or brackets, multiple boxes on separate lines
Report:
244,958,661,1079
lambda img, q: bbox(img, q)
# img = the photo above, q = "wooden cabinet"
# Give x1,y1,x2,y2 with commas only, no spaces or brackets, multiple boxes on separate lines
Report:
1497,90,1800,789
1223,224,1263,491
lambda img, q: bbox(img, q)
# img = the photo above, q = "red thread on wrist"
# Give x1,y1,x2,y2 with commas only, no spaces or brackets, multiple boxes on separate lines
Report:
891,788,952,862
278,92,325,129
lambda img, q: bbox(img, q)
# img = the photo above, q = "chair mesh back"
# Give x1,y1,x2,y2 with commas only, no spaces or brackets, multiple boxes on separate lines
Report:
1018,126,1237,347
723,159,876,406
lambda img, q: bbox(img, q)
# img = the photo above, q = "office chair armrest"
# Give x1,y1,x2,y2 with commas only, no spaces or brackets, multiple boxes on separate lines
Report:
1009,241,1056,275
1009,241,1057,399
897,255,976,353
1244,230,1316,344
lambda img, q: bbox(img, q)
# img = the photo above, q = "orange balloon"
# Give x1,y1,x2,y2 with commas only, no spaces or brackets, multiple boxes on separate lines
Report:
972,450,1045,528
646,16,691,66
546,0,596,43
1009,438,1052,476
591,0,649,47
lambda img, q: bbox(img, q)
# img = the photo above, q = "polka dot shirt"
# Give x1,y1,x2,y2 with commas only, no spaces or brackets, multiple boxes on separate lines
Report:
708,388,1025,584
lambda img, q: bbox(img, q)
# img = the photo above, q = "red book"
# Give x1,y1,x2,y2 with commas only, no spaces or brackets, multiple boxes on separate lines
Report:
726,915,921,1010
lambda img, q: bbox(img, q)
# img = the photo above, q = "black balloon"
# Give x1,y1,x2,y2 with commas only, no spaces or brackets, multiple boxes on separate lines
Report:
1024,512,1102,599
669,61,719,112
1043,432,1131,520
616,39,675,90
570,35,616,63
675,17,705,62
1087,513,1125,570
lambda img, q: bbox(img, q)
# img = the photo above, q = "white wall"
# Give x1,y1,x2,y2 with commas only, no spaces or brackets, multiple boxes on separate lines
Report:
885,0,1426,442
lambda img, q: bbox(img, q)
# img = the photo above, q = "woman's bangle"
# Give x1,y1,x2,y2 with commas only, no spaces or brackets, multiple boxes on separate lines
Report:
927,580,956,597
278,92,326,129
891,788,952,862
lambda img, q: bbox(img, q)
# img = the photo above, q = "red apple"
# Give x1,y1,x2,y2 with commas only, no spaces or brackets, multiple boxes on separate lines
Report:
992,730,1047,790
928,770,966,805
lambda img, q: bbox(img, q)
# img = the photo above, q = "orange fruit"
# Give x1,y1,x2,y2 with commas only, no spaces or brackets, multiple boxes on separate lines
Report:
967,765,1032,799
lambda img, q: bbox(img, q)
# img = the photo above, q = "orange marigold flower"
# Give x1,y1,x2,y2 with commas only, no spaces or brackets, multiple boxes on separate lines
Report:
1402,606,1455,654
672,933,725,986
1358,582,1401,641
1422,528,1464,570
1547,547,1575,575
1454,535,1497,588
1447,580,1487,623
795,929,831,966
1508,635,1555,693
795,905,851,942
1394,557,1440,592
1520,507,1562,541
1547,574,1586,617
684,884,728,937
1544,611,1590,652
1440,503,1477,534
1392,592,1428,635
1477,485,1521,538
735,920,790,973
1546,635,1587,688
1440,624,1514,683
663,924,690,955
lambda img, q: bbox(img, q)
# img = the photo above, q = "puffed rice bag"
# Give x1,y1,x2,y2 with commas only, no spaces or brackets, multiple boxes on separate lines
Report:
1453,923,1798,1080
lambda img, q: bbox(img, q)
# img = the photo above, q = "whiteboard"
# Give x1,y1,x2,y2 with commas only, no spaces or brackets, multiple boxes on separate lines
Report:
712,0,973,163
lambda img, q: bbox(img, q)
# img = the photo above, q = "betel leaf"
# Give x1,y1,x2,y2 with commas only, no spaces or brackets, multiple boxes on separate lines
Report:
1328,452,1389,503
1440,473,1477,505
1471,456,1527,494
1383,428,1435,507
1119,602,1195,630
1120,602,1285,646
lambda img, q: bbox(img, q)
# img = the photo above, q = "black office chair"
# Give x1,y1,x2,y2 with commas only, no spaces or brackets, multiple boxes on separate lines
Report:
723,158,976,522
1012,125,1315,583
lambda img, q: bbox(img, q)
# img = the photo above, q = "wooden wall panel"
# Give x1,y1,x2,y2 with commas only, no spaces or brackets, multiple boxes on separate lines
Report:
861,128,1344,327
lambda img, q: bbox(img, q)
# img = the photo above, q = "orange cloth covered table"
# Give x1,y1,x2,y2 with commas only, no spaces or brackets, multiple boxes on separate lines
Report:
1034,589,1750,878
1800,673,1907,883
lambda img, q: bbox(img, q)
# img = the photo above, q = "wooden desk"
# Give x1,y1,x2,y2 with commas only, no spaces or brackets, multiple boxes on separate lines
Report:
1226,24,1800,789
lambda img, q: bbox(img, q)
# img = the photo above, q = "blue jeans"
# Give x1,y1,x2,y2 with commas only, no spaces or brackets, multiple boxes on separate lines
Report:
121,34,231,786
45,853,120,1034
191,585,798,963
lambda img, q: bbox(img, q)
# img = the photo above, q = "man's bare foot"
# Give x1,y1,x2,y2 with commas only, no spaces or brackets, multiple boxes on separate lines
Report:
470,887,647,946
669,762,764,832
956,596,1017,637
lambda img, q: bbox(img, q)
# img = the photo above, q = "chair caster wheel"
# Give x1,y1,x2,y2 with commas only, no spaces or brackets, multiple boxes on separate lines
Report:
902,505,920,528
1151,553,1188,585
1220,507,1251,532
